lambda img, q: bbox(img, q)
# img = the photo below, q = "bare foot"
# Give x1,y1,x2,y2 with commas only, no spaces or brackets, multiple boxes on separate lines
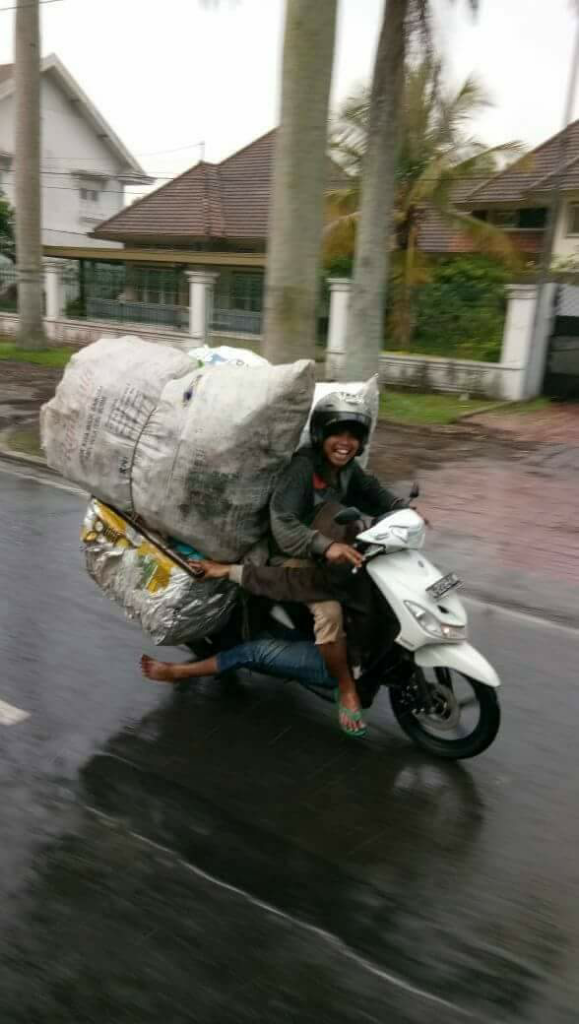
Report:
141,654,182,684
338,689,366,737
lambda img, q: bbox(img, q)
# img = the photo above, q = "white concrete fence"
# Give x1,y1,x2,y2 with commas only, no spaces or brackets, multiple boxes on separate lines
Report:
325,278,556,401
0,262,558,401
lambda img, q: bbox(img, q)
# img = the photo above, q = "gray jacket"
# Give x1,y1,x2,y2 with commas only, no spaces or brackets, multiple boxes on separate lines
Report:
269,447,404,560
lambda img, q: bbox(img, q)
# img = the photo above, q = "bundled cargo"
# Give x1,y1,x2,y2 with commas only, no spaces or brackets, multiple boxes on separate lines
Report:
41,336,315,561
81,499,238,644
44,336,378,644
132,358,315,560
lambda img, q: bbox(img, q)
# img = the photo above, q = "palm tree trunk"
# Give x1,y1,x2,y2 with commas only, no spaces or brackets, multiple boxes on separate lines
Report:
342,0,406,379
15,0,46,349
262,0,338,364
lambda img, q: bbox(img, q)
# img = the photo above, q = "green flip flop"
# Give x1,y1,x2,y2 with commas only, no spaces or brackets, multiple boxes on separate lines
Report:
338,702,367,739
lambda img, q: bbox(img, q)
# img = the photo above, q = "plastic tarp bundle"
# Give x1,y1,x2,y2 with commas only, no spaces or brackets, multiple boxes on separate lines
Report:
81,499,238,644
41,336,316,561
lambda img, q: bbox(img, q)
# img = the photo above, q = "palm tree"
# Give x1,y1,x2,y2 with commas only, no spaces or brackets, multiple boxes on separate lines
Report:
14,0,46,349
328,53,520,353
342,0,482,379
262,0,338,364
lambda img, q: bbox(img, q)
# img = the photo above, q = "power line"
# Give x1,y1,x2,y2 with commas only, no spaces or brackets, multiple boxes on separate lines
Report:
1,167,172,182
0,0,65,12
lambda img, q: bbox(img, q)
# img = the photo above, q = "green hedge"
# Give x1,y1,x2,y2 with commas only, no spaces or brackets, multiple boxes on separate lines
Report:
387,257,508,361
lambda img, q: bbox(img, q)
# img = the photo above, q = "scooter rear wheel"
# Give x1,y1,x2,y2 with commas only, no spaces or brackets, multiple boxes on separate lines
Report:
389,668,500,760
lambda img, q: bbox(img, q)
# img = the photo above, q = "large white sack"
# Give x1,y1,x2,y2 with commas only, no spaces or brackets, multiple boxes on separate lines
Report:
41,336,193,510
132,359,315,561
298,376,380,467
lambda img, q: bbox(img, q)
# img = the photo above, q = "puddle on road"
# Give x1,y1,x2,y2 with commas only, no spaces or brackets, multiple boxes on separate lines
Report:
1,420,43,459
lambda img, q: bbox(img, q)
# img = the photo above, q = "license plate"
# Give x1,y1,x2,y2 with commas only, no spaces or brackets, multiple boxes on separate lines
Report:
427,572,461,600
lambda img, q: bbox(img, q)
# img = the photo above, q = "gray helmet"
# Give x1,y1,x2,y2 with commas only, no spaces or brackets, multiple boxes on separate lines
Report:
310,391,373,455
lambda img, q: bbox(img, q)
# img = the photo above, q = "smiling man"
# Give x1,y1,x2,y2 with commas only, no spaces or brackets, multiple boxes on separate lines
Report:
269,392,406,738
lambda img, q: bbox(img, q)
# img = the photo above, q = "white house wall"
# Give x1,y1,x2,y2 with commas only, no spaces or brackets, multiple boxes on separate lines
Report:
0,70,129,248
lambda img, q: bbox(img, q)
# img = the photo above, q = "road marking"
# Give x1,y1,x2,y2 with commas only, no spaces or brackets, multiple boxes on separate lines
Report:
0,699,30,726
86,804,475,1019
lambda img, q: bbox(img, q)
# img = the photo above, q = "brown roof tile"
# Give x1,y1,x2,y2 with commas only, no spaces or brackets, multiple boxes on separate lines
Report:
465,120,579,206
417,207,542,255
94,128,349,244
528,152,579,194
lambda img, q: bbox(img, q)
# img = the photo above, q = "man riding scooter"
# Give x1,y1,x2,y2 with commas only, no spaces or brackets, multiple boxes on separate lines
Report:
143,392,407,738
268,391,406,737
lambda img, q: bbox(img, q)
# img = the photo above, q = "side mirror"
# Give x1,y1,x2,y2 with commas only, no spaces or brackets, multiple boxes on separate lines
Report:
409,481,420,501
334,506,362,525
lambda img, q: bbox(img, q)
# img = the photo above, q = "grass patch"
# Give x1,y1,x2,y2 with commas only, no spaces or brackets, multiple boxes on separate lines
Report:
487,397,551,417
379,391,499,425
0,340,75,368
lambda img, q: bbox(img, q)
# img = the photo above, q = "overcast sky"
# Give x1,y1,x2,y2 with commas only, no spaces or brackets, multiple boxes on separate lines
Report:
0,0,576,195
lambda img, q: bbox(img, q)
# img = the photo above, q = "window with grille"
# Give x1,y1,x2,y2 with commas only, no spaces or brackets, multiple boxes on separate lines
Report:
231,272,263,312
132,267,182,305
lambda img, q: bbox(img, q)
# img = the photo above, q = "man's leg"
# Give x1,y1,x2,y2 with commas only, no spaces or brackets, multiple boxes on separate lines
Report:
309,600,366,737
141,653,218,683
141,639,335,689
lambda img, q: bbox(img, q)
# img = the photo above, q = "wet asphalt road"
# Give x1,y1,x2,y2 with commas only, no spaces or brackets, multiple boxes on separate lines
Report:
1,464,579,1023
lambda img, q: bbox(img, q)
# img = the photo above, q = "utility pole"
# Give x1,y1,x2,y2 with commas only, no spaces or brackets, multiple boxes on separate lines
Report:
527,5,579,387
15,0,46,349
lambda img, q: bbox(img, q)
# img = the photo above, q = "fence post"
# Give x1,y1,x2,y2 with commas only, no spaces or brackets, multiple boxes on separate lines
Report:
186,269,218,345
44,259,66,320
325,277,351,380
501,283,556,400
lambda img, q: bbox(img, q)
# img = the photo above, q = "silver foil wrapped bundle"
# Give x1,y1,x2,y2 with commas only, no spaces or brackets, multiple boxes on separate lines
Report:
81,499,238,645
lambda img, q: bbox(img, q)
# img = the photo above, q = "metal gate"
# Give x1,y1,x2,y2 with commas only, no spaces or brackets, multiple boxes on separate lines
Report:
544,285,579,399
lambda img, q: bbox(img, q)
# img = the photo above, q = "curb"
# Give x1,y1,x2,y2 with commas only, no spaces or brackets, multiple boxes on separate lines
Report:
452,400,515,422
0,446,53,472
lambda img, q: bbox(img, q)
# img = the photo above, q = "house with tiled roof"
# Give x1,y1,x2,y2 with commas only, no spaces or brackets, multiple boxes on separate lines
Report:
424,121,579,262
43,119,576,339
86,129,346,333
0,54,150,247
94,119,579,267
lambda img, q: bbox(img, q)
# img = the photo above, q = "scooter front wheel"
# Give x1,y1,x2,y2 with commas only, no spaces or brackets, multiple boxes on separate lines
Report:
389,667,500,760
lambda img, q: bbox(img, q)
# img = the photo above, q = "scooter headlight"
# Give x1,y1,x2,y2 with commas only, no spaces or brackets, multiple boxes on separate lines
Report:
405,601,466,641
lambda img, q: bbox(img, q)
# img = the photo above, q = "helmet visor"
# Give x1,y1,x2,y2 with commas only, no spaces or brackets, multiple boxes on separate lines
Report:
322,417,369,443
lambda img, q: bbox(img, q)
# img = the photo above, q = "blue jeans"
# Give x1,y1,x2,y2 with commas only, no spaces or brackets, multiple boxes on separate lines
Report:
216,638,336,689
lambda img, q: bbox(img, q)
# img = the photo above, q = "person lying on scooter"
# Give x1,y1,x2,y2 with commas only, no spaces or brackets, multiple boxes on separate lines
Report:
141,635,337,696
268,391,407,739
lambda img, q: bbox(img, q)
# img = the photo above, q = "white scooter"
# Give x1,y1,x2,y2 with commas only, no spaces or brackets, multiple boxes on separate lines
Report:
187,492,501,760
268,496,501,760
331,499,500,758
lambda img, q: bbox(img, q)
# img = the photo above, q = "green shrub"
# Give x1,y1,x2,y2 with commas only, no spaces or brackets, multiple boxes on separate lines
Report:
390,256,508,362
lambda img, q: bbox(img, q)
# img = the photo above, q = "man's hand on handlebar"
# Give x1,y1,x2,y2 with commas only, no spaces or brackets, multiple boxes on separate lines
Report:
324,542,364,569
